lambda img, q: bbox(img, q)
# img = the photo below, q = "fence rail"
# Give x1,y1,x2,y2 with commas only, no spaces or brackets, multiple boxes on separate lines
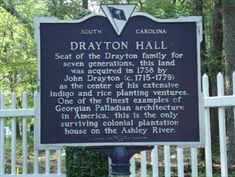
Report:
0,72,235,177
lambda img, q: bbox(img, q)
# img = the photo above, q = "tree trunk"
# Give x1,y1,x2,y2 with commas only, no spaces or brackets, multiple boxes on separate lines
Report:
82,0,88,9
192,0,206,160
211,0,223,52
223,0,235,166
192,0,207,62
138,0,144,11
209,0,223,154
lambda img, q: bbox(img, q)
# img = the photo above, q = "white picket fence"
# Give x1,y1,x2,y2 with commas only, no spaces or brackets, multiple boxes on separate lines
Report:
0,72,235,177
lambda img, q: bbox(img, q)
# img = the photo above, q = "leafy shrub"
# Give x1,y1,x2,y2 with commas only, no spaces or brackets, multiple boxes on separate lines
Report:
66,147,108,177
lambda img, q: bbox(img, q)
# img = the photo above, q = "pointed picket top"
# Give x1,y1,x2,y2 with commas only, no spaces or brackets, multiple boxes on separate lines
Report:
101,4,136,35
202,74,209,96
217,72,224,96
0,92,5,109
11,92,16,108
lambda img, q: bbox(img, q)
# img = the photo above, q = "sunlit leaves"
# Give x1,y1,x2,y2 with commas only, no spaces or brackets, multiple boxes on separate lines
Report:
0,0,90,94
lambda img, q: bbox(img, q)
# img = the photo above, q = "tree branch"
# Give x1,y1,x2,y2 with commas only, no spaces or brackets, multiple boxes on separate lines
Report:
0,0,33,38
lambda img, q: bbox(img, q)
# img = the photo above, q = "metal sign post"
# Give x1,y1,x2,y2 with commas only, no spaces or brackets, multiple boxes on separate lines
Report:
89,146,153,175
110,147,130,176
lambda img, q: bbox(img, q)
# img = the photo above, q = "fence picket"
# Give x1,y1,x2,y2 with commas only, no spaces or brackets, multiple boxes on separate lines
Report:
33,150,39,174
140,151,147,177
0,93,5,174
233,72,235,163
151,146,159,177
177,147,184,177
202,74,213,177
45,150,51,174
34,92,39,175
11,93,17,174
164,145,171,177
130,155,135,177
22,92,28,174
190,148,198,177
217,73,228,177
56,150,61,174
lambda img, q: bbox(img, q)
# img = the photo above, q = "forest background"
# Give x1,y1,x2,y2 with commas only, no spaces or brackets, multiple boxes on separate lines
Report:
0,0,235,176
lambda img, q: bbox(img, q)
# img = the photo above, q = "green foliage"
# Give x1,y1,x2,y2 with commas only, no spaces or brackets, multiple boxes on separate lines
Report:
202,49,224,75
45,0,90,20
0,2,37,94
0,0,90,94
66,147,109,177
141,0,177,18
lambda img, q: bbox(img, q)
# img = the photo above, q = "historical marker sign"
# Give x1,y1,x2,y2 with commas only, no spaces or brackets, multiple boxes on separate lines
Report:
35,5,204,149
